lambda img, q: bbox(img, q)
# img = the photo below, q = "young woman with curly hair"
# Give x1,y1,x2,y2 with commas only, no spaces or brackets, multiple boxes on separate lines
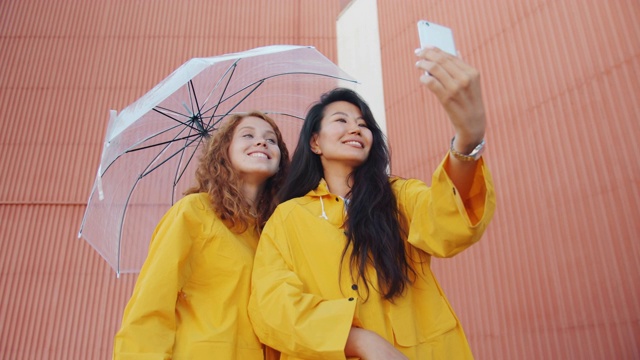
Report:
249,48,496,359
113,111,289,359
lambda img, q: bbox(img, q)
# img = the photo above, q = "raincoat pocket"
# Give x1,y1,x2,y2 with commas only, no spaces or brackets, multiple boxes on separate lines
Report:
390,294,458,347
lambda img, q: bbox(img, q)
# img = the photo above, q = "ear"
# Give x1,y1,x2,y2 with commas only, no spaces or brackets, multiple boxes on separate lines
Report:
309,134,321,155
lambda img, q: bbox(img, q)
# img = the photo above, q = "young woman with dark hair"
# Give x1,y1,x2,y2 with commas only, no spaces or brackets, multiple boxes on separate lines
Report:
249,48,496,359
279,88,412,301
113,112,289,359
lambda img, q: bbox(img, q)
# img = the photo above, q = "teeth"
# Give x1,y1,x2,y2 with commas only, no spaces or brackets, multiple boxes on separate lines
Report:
344,141,362,148
249,152,268,158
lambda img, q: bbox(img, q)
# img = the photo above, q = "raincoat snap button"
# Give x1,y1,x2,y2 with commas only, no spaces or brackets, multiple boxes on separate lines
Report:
348,297,354,301
351,284,358,290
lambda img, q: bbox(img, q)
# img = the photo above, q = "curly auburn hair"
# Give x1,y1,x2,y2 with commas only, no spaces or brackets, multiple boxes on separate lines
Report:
185,111,290,232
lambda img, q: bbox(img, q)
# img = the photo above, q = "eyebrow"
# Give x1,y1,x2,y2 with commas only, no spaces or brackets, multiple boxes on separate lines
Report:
237,126,276,136
330,111,364,120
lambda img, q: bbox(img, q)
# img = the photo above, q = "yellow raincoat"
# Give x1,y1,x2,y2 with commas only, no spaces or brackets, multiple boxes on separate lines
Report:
249,157,496,359
113,193,264,360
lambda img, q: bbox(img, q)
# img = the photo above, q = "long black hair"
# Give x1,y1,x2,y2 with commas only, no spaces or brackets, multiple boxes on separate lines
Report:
279,88,415,300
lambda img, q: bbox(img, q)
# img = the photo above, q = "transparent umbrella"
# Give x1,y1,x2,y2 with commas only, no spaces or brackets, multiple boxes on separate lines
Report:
78,45,357,275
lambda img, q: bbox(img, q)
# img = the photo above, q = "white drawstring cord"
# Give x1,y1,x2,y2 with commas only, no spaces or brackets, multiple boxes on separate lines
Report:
319,196,329,220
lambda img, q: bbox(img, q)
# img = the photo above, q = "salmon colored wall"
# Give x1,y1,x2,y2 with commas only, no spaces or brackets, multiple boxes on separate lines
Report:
0,1,343,359
1,0,638,359
377,0,639,358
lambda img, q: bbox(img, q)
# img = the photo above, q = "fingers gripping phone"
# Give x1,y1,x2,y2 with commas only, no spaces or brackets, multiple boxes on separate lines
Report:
417,20,457,56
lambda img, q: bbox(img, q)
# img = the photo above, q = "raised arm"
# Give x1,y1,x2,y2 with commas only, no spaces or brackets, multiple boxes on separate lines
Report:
415,47,487,200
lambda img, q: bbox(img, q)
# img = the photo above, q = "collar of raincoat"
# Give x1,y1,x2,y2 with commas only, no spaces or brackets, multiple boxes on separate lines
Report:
309,178,331,197
305,179,347,228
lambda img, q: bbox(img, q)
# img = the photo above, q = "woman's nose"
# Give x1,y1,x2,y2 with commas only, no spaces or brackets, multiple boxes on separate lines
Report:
348,123,361,134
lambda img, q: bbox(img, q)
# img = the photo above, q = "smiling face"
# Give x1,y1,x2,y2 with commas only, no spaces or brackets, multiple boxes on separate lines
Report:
310,101,373,172
228,116,281,185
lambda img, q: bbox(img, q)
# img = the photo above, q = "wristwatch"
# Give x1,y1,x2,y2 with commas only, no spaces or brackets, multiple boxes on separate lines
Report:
450,137,485,162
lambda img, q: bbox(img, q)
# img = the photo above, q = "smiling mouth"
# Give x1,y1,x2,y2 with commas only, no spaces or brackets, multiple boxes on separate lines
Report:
248,152,270,159
343,140,364,148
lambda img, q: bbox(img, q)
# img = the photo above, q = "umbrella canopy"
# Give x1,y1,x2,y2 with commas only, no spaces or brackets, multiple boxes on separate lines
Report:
79,45,357,275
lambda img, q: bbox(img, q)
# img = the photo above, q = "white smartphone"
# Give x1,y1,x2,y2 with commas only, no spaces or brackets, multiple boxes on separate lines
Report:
417,20,457,56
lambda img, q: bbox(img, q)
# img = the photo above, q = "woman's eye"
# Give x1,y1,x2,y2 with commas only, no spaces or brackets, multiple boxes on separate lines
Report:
266,138,277,144
336,118,347,123
358,122,368,128
242,133,253,138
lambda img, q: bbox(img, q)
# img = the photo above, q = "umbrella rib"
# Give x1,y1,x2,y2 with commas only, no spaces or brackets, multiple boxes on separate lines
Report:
213,80,266,123
199,76,265,130
140,135,202,178
126,132,203,153
173,136,205,203
116,170,144,274
186,61,239,133
200,60,239,120
99,120,189,179
152,107,204,133
116,124,204,273
185,80,208,135
188,80,197,117
188,80,201,118
217,71,353,105
207,60,239,123
263,111,304,121
185,62,240,134
170,123,205,203
199,71,353,121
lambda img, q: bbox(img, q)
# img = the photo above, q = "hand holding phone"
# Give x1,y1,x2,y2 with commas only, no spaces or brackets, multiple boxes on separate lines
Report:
415,20,486,156
417,20,457,56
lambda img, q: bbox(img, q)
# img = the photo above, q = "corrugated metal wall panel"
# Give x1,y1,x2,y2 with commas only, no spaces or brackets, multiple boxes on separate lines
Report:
378,0,639,359
2,0,638,358
0,1,342,359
